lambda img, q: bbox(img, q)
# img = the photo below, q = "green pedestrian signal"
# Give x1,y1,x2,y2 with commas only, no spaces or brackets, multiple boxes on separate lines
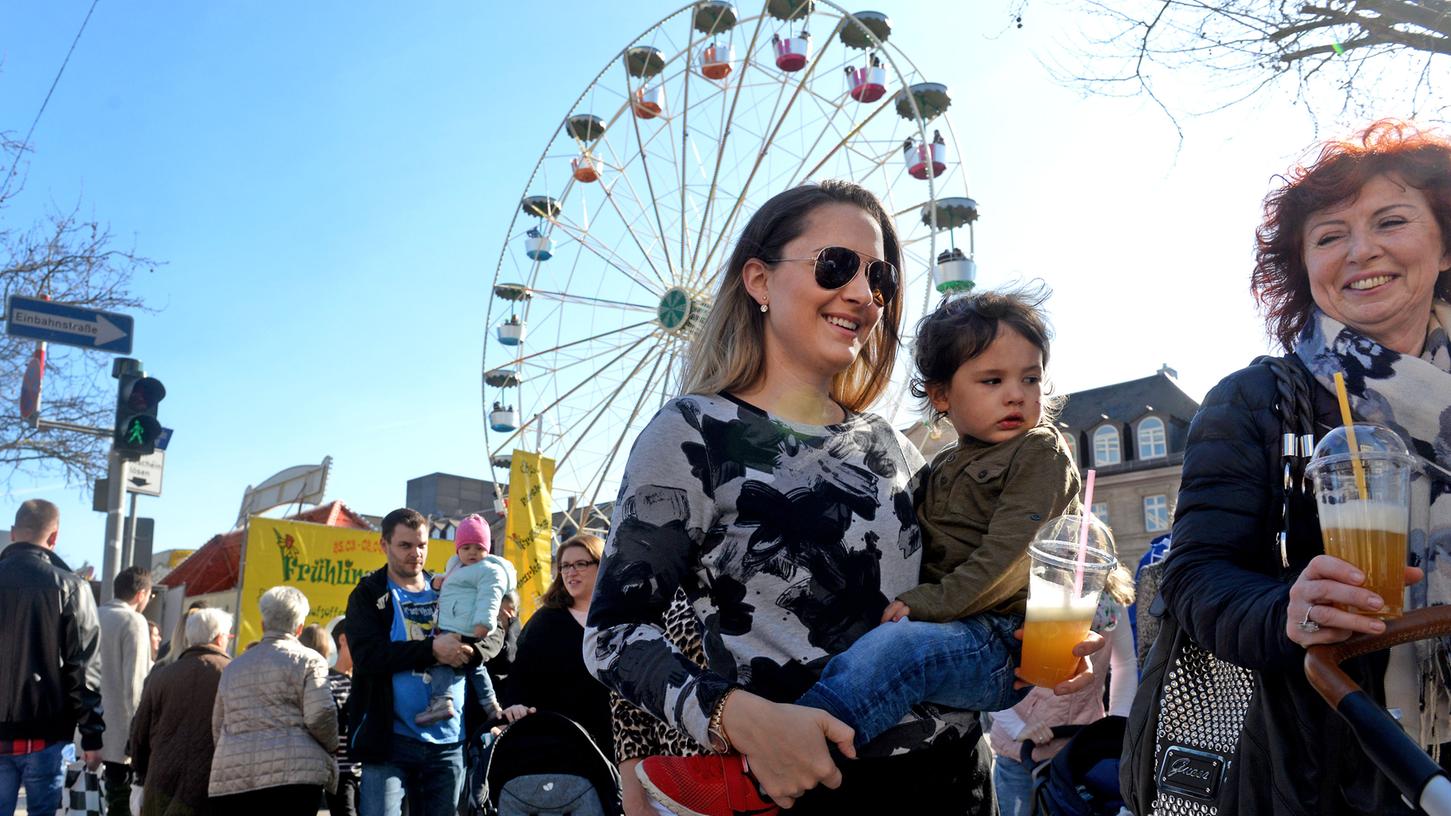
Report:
114,373,165,459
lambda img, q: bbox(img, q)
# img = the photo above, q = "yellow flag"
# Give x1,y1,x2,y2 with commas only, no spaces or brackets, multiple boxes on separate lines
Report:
505,449,555,624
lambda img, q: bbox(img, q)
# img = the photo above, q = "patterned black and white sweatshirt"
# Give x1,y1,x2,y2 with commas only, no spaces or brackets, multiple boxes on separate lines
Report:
584,393,979,757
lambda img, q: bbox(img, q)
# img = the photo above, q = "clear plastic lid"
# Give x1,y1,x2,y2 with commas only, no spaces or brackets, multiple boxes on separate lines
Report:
1305,422,1415,474
1028,513,1117,569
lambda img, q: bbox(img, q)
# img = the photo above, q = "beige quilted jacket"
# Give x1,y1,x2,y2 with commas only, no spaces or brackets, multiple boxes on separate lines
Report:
209,632,338,796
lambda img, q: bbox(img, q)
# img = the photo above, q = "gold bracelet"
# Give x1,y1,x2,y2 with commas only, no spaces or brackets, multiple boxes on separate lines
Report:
707,688,738,753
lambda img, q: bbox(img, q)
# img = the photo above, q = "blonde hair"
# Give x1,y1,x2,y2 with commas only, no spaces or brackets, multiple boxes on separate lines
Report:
682,180,903,412
298,623,334,661
159,602,209,666
1106,564,1135,607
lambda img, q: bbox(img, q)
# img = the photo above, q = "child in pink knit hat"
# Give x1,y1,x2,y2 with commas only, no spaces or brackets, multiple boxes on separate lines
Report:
416,514,518,725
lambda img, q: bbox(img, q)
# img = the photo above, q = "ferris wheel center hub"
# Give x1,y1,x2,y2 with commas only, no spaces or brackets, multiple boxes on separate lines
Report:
656,287,709,335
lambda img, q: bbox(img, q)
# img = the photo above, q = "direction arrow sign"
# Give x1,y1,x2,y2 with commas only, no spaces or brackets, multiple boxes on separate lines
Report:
4,295,133,354
126,450,164,497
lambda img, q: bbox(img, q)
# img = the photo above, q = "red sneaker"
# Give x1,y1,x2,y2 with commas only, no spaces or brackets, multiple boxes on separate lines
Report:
636,753,780,816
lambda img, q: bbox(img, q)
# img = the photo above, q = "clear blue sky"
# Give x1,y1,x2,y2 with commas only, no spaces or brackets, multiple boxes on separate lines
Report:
1,1,1365,571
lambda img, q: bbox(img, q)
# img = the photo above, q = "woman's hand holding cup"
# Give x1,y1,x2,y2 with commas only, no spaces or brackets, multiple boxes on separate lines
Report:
1286,554,1422,646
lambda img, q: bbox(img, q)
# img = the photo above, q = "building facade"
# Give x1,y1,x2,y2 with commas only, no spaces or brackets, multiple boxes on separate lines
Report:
1056,368,1200,567
406,472,503,521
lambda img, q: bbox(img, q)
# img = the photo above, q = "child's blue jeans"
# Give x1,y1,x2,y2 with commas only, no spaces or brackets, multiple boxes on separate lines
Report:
426,660,499,712
796,611,1028,747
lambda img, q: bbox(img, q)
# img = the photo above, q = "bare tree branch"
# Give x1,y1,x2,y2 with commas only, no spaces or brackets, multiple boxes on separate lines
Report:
1019,0,1451,124
0,134,156,493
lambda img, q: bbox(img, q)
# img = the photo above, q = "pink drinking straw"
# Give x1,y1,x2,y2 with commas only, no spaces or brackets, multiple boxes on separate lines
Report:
1072,469,1097,597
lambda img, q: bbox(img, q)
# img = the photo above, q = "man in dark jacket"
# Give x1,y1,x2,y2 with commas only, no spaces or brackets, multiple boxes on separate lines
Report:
0,499,104,816
346,508,479,816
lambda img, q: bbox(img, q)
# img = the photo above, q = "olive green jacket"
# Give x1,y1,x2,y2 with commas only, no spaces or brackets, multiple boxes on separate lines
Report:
898,425,1082,621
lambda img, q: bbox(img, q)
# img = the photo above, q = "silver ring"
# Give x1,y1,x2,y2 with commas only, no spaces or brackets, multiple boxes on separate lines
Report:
1297,603,1321,634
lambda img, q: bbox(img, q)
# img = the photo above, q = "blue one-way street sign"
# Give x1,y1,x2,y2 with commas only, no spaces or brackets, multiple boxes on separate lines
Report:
4,295,134,354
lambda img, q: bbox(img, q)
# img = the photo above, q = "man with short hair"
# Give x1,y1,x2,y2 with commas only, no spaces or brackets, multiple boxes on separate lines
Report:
0,500,104,816
347,508,478,816
97,565,153,816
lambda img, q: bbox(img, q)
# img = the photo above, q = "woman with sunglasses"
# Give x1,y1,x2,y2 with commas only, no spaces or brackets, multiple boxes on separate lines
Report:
498,534,615,761
586,181,1100,815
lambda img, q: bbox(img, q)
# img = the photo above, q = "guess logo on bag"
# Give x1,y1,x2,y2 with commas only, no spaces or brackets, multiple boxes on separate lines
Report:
1156,745,1227,800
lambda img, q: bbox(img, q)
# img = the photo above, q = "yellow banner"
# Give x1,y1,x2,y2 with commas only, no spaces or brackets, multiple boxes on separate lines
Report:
236,518,453,647
506,449,555,624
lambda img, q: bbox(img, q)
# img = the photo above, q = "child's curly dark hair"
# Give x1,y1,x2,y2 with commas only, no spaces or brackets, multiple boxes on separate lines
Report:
909,284,1058,423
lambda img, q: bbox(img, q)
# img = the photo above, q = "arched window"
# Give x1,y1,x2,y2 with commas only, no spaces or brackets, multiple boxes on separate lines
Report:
1093,426,1121,466
1138,416,1167,460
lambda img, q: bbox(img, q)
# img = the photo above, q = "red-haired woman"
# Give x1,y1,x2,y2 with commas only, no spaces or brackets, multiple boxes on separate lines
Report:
1136,120,1451,814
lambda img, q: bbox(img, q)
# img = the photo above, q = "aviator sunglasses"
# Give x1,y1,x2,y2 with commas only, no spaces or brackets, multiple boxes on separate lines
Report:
764,246,899,307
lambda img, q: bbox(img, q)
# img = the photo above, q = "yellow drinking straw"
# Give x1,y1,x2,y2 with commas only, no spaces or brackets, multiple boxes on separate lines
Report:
1333,372,1369,499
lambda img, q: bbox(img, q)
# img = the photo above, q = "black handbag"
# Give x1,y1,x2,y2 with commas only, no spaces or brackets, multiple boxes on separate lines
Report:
1121,356,1317,815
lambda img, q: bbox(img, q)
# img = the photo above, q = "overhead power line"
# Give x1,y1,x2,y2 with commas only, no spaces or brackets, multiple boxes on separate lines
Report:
1,0,102,199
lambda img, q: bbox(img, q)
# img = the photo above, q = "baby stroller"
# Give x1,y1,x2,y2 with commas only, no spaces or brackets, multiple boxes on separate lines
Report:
1021,716,1127,816
472,710,621,816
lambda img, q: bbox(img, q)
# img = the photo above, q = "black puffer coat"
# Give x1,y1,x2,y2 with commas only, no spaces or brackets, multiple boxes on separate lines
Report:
1146,359,1412,814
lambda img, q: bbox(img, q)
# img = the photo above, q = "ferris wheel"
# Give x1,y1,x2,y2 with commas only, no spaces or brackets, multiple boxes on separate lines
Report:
483,0,981,533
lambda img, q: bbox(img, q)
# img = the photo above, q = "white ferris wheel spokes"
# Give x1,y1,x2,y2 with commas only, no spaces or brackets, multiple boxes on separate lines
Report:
483,1,981,535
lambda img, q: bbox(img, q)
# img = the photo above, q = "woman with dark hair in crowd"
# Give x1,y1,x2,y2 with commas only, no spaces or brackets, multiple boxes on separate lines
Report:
1138,120,1451,814
499,533,615,761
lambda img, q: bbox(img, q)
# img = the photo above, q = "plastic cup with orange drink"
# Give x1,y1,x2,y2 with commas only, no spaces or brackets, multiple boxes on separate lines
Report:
1305,423,1415,620
1018,514,1117,688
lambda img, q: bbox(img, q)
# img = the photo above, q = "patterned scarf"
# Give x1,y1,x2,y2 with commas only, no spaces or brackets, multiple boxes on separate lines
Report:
1295,304,1451,749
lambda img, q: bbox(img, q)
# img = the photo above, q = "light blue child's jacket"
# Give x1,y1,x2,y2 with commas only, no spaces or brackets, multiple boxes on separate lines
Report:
437,553,518,635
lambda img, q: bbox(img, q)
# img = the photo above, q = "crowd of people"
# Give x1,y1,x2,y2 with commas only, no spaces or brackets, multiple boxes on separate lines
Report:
4,117,1451,816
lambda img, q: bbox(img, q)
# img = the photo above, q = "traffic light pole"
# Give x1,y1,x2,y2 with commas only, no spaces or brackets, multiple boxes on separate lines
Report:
102,357,146,602
122,491,139,573
101,450,128,602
